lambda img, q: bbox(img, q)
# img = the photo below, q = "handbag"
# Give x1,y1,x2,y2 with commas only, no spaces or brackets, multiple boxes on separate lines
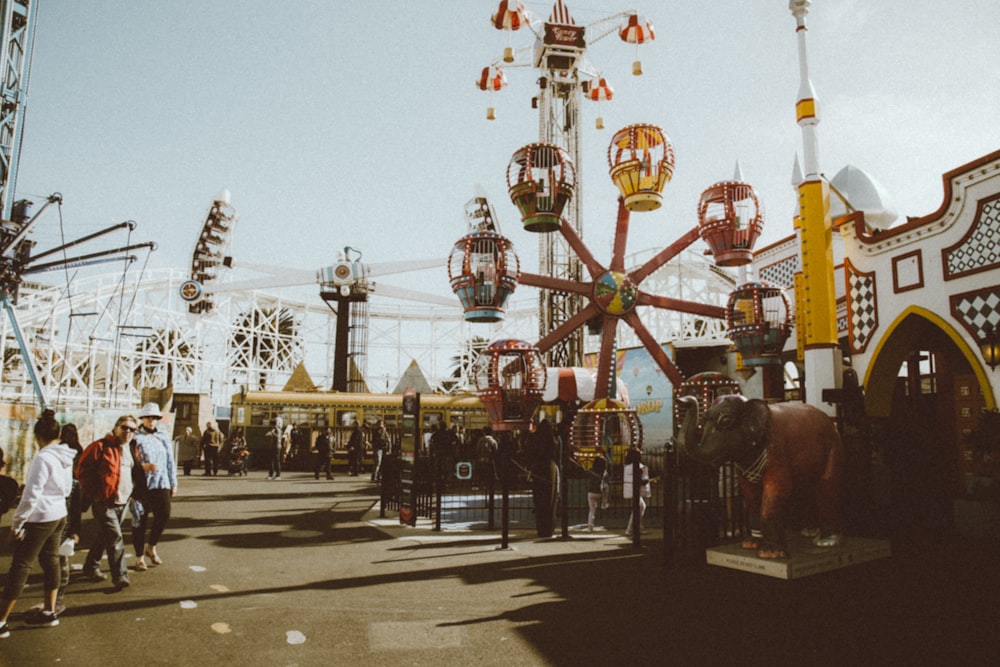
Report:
130,443,149,503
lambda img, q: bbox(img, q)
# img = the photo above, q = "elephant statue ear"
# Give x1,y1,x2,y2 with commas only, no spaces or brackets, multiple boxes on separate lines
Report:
744,398,770,444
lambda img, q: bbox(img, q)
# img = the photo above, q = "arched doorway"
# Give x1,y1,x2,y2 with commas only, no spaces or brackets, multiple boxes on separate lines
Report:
863,310,989,541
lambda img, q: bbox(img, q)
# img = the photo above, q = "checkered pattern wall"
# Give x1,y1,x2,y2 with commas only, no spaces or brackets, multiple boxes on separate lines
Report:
944,195,1000,278
846,259,878,354
951,287,1000,340
759,255,799,289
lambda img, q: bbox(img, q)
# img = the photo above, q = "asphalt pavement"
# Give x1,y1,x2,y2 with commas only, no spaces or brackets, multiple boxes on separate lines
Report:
1,471,997,666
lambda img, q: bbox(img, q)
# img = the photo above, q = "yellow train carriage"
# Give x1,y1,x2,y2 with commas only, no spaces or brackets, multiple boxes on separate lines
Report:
230,390,489,468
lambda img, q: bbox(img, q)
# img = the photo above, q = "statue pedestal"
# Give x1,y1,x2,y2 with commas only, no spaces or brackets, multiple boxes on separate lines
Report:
706,534,891,579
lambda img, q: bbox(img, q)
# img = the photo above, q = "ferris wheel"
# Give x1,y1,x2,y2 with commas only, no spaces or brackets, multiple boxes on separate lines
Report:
449,124,763,418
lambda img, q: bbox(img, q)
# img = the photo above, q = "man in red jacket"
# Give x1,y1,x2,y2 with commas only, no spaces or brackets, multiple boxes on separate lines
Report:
76,415,138,589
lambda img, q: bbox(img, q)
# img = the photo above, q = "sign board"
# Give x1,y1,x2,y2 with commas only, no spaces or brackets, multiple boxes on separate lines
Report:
399,389,419,526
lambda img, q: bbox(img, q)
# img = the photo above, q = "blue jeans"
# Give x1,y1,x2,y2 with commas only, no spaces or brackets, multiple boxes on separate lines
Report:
83,502,128,581
2,517,66,602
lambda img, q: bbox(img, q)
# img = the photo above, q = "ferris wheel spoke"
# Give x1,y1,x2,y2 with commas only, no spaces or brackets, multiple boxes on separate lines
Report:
518,271,592,296
593,315,619,400
637,292,727,319
536,303,600,354
624,310,685,386
629,225,702,284
610,197,630,272
556,216,605,278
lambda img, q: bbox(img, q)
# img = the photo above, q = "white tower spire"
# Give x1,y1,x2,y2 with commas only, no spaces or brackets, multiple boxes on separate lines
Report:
789,0,840,415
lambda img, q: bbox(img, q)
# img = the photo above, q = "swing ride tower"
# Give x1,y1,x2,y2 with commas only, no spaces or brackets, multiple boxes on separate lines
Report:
484,1,654,368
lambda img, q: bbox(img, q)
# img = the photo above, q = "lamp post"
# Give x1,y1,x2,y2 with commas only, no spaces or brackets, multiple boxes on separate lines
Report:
981,323,1000,371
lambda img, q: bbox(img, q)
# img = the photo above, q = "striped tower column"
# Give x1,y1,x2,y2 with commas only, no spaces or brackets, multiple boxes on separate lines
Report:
790,0,839,414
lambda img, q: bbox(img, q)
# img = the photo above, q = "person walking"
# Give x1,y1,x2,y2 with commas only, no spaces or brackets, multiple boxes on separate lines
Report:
201,421,223,476
347,421,365,477
314,428,333,480
175,427,201,476
624,447,654,537
586,455,610,533
77,414,138,590
528,417,558,538
0,449,18,519
267,418,286,480
370,420,388,482
54,423,84,614
131,403,177,571
0,410,75,637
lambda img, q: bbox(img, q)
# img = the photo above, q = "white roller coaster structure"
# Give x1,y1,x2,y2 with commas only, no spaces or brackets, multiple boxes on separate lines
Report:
0,245,733,412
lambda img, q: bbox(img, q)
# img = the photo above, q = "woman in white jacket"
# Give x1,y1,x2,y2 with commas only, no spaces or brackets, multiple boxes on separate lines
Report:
0,409,75,638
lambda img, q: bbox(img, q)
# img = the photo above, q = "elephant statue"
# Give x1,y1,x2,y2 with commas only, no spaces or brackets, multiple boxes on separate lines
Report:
677,394,844,559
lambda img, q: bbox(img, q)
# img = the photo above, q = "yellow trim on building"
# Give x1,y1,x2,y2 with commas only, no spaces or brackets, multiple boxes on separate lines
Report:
794,180,838,347
862,306,997,411
796,98,816,122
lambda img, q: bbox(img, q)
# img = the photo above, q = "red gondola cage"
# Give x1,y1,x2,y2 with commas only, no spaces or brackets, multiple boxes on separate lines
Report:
675,371,741,432
448,230,520,322
697,180,765,267
569,397,643,467
726,282,793,366
506,143,576,232
608,124,675,212
473,339,546,431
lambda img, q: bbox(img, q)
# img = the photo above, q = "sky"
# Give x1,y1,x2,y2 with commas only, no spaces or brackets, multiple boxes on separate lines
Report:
14,0,1000,306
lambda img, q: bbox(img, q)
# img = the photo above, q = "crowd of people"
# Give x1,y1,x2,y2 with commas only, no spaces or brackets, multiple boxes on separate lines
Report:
0,408,650,637
0,404,177,639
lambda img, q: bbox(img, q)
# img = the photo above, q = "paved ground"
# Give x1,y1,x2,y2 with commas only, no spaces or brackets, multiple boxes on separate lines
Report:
1,472,998,666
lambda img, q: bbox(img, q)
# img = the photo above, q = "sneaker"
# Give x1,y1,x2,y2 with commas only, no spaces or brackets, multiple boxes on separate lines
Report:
134,557,148,571
25,609,59,627
145,545,163,565
273,476,281,480
83,569,107,582
114,576,130,590
0,622,10,638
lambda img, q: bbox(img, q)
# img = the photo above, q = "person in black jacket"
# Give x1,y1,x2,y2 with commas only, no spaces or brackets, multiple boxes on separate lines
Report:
313,428,333,480
0,450,18,519
55,424,83,613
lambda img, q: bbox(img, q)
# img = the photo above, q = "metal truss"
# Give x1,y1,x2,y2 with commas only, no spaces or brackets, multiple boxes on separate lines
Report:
0,246,732,410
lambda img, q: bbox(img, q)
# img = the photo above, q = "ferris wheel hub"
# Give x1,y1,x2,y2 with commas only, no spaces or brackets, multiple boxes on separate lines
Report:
593,271,638,315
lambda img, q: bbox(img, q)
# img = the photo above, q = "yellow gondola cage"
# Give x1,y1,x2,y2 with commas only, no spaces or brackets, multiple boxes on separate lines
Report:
472,339,547,431
506,143,576,232
569,397,643,467
607,123,674,212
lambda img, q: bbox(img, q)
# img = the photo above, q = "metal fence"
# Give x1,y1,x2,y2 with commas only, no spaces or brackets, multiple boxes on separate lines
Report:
377,448,751,562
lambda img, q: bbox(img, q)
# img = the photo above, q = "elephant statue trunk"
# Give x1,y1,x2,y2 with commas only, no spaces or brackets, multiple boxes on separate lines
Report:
676,395,728,467
676,394,845,559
